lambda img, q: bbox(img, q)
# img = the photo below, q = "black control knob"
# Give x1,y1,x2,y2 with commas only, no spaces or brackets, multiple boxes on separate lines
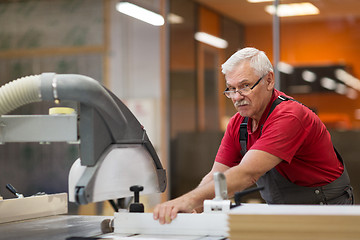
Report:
129,185,144,213
232,186,264,208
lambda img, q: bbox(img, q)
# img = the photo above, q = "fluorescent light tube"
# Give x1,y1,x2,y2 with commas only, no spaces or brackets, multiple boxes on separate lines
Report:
302,70,317,82
335,83,347,95
277,62,294,74
116,2,164,26
335,69,360,91
247,0,274,2
265,2,319,17
168,13,184,24
194,32,228,49
320,77,336,90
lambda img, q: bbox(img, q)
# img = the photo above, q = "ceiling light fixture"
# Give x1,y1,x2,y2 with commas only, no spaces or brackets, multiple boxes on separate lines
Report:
265,2,319,17
320,77,337,90
302,70,317,82
194,32,228,49
116,2,164,26
335,83,347,95
168,13,184,24
335,69,360,91
277,62,294,74
247,0,274,2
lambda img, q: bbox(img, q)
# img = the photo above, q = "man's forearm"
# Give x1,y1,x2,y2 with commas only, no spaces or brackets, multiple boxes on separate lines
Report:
198,162,230,188
198,173,213,188
183,179,217,211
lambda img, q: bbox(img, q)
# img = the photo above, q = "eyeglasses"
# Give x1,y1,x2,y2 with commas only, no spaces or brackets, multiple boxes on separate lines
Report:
223,74,267,99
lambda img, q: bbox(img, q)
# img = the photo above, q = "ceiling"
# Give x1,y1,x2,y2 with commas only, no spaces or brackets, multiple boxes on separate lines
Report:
194,0,360,25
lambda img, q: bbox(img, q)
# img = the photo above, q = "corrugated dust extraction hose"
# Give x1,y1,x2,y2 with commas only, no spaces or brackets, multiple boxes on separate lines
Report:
0,75,41,115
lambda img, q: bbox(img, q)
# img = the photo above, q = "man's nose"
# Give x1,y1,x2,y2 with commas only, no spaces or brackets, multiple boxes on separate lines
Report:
232,91,244,101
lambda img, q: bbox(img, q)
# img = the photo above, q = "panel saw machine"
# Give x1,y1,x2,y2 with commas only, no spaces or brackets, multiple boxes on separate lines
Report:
0,73,231,239
0,73,166,204
5,73,360,240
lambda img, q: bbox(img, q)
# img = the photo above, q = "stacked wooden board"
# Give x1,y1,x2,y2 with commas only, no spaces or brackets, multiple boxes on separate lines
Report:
0,193,67,224
229,204,360,240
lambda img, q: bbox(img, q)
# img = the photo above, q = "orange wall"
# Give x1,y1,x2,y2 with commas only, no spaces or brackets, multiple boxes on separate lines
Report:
245,24,274,63
170,6,221,71
245,18,360,77
199,6,220,37
245,18,360,129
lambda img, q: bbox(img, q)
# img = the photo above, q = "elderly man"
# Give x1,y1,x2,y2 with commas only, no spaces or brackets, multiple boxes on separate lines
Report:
153,47,354,224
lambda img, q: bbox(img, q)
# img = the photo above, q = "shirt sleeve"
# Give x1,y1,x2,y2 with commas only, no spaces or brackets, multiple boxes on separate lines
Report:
215,116,242,167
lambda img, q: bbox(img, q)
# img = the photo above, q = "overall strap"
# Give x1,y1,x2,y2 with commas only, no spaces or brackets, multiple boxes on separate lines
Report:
239,117,248,156
239,95,289,156
266,95,290,119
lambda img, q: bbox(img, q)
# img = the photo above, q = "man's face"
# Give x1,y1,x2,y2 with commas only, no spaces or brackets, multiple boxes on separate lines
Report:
225,61,271,121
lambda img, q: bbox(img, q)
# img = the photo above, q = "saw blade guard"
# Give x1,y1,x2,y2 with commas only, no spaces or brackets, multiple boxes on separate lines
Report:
0,73,167,204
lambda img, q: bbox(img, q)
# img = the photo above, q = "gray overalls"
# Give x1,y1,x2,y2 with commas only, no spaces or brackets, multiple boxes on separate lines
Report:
240,96,354,204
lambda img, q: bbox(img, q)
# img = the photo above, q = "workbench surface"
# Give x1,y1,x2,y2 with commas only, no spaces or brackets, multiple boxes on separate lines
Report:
0,214,226,240
0,215,109,240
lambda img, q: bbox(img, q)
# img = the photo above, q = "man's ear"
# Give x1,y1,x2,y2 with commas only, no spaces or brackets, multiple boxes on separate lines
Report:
266,71,275,90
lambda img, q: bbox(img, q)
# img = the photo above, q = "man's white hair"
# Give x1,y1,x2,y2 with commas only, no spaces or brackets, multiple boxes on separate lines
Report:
221,47,273,77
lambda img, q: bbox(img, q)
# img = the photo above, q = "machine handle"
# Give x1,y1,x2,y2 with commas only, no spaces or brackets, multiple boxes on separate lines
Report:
6,183,24,198
129,185,144,213
213,172,228,200
233,186,264,207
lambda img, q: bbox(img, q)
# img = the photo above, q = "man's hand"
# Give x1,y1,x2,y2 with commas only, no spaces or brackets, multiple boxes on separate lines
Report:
153,195,196,224
152,164,229,225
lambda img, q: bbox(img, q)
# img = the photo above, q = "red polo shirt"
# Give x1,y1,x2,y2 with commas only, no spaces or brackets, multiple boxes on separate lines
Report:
215,89,343,187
